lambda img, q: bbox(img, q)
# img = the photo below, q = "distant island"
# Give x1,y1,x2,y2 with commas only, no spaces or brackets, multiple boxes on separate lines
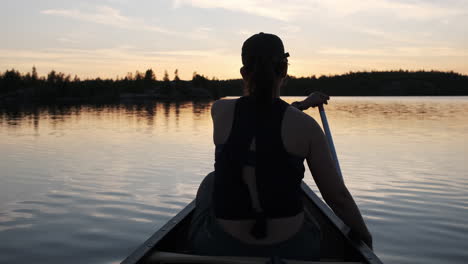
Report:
1,67,467,104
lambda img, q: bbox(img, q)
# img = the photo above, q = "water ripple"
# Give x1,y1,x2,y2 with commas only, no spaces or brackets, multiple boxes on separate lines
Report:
1,97,468,264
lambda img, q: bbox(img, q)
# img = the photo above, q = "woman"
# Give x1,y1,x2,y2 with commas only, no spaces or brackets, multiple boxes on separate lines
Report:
189,32,372,260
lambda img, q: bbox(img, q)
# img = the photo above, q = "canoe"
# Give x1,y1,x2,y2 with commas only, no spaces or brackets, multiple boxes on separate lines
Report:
121,180,382,264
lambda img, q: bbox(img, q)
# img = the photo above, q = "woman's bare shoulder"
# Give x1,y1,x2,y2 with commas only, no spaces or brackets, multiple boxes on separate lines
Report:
212,98,237,108
211,99,237,119
284,106,322,133
212,99,237,144
281,105,324,157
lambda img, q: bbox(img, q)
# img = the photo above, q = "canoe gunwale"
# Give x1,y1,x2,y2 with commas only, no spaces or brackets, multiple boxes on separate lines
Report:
121,200,196,264
300,183,382,264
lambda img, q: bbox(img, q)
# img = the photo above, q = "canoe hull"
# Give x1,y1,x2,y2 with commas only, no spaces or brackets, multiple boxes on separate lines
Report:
122,181,381,264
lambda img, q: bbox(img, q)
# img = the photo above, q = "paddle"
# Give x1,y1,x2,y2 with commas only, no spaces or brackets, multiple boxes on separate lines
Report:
293,96,377,251
292,93,343,179
317,104,343,179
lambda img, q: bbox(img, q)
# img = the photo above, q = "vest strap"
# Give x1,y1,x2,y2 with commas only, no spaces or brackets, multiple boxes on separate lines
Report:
250,211,267,239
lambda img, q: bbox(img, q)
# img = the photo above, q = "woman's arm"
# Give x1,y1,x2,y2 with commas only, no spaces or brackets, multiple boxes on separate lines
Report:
211,99,237,145
305,118,373,248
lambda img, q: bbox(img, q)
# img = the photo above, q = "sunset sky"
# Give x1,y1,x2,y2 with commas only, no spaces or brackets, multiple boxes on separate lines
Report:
2,0,468,80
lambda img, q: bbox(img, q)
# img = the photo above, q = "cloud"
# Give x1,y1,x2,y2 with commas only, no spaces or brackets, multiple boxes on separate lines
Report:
238,30,253,36
187,27,216,40
280,25,302,33
172,0,317,21
150,49,227,57
345,26,437,45
317,46,468,57
172,0,466,21
0,47,239,79
320,0,466,20
57,37,77,44
0,47,232,63
41,6,176,35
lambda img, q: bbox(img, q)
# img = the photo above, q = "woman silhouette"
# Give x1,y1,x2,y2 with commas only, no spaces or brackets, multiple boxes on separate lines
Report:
188,32,372,260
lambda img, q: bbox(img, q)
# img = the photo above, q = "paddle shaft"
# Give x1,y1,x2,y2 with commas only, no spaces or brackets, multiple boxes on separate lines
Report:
318,105,343,179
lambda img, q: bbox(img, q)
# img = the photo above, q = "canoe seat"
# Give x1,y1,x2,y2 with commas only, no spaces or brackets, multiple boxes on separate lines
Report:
147,251,364,264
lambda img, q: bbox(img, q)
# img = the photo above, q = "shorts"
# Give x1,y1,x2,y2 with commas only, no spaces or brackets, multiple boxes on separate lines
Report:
187,172,321,261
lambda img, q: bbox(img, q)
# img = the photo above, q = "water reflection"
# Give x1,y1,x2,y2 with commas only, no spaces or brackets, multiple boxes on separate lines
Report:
0,97,467,264
0,100,213,131
329,98,466,120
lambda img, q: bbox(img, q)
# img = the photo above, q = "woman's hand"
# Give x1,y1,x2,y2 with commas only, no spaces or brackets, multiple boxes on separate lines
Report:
349,229,373,249
292,92,330,110
354,230,373,250
364,232,373,250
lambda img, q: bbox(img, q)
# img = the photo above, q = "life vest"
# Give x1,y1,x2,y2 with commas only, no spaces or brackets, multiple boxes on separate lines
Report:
213,96,305,238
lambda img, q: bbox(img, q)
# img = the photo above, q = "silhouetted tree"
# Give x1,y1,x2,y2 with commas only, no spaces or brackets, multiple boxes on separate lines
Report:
126,72,133,81
144,68,156,81
47,70,57,84
192,73,208,88
163,70,170,82
135,71,143,81
174,69,180,82
1,69,21,94
31,66,38,82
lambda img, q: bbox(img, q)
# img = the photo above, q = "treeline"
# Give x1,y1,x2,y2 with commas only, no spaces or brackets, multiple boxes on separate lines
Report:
281,70,468,96
1,67,467,103
0,67,235,102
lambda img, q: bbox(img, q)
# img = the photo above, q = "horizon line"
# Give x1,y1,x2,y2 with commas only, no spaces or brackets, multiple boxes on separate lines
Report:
2,67,467,82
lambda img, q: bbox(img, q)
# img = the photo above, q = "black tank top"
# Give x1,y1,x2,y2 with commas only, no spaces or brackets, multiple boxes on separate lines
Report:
213,96,305,221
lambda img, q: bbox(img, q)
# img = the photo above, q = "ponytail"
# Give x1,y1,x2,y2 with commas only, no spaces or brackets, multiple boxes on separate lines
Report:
243,56,286,109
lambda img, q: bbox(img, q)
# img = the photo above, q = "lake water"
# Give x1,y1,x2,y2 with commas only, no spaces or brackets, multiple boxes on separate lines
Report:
0,97,467,264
